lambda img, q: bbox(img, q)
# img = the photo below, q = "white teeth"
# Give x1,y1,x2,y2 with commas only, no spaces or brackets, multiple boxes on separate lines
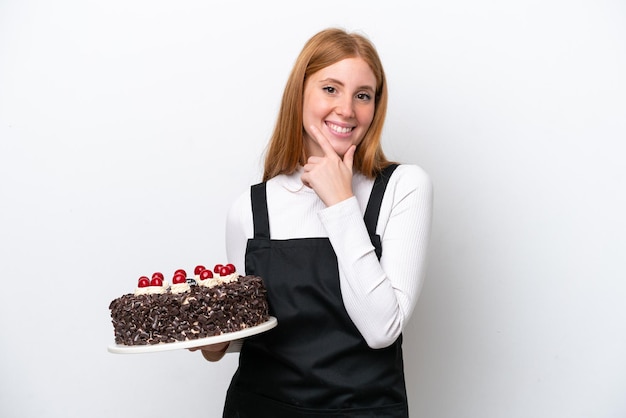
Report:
328,123,353,134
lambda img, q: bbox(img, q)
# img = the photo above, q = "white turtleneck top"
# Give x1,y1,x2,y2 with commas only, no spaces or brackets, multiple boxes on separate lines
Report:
225,164,433,349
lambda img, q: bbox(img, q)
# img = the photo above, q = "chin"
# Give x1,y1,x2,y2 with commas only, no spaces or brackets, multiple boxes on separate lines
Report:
328,141,350,156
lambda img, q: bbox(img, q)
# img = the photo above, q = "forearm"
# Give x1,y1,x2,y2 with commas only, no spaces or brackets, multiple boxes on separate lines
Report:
320,198,401,348
319,167,433,348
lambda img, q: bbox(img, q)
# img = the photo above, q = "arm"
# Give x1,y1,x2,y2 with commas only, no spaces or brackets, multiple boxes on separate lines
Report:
319,165,433,349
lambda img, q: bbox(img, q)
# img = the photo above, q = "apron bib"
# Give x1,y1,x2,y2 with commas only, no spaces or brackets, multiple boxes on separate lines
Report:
224,165,407,417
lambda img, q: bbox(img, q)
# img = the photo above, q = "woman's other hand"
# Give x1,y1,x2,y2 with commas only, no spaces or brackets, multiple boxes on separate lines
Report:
189,341,230,362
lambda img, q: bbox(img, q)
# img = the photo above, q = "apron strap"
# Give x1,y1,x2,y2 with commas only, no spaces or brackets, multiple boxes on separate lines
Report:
251,182,270,239
363,164,399,237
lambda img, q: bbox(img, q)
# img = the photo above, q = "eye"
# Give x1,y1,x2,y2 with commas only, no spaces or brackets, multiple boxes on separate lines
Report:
322,86,337,94
356,92,372,102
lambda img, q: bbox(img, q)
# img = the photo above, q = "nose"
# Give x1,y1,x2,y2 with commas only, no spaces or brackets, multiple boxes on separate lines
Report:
335,96,355,118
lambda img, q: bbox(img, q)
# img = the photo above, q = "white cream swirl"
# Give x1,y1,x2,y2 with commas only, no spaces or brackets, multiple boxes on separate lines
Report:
196,273,240,288
134,282,169,295
197,277,221,288
134,287,150,295
220,273,240,283
170,282,191,294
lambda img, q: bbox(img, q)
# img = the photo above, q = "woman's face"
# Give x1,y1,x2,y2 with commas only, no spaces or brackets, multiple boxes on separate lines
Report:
302,57,377,158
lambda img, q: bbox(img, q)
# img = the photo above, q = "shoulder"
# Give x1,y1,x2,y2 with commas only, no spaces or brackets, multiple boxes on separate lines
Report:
227,187,253,222
390,164,432,192
382,164,433,213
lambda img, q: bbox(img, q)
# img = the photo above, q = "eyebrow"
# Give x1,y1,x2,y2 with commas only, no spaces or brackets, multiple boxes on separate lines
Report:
319,78,375,93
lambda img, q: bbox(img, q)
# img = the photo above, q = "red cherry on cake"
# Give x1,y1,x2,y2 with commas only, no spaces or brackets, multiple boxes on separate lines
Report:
219,266,231,276
172,273,187,284
150,277,164,287
199,269,214,280
225,263,236,274
194,265,206,275
213,264,223,273
138,276,150,288
174,269,187,277
152,272,164,281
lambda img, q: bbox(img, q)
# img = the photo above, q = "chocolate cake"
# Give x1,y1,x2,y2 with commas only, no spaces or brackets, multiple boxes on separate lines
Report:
109,265,270,346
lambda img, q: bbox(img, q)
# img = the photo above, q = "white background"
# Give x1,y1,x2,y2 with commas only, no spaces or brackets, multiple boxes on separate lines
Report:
1,1,625,417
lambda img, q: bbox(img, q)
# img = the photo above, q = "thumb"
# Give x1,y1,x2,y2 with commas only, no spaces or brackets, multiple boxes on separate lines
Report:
343,144,356,171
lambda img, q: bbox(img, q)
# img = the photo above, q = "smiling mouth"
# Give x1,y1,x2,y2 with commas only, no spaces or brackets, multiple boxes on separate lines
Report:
327,122,354,134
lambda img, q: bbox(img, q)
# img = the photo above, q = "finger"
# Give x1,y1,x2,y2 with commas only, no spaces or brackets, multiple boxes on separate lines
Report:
343,144,356,170
308,125,336,157
302,159,317,172
306,155,323,165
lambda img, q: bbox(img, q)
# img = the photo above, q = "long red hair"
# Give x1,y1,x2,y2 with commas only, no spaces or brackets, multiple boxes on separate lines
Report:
262,28,392,181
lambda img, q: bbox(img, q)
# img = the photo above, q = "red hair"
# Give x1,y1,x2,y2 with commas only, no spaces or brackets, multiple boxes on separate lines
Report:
263,28,392,181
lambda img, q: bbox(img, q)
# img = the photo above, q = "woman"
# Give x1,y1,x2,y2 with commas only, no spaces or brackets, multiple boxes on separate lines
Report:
197,28,432,417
